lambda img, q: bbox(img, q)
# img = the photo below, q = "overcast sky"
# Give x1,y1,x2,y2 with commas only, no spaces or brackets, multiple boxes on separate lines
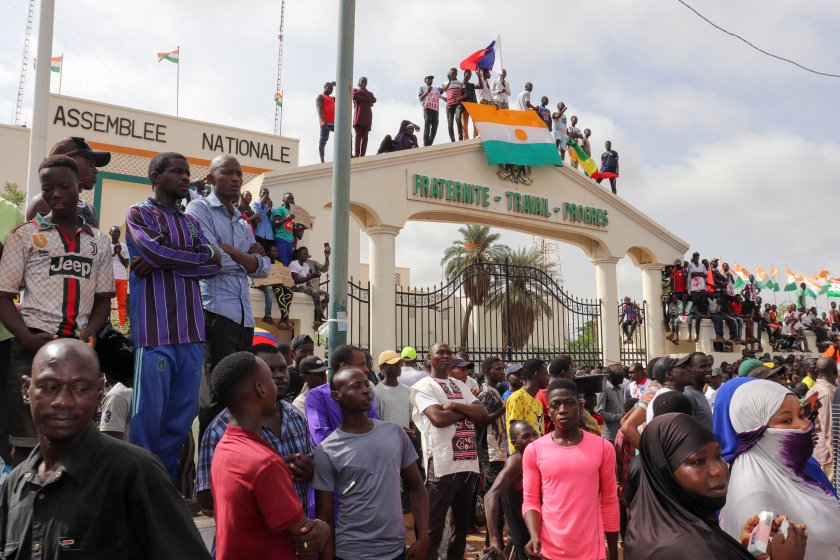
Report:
2,0,839,304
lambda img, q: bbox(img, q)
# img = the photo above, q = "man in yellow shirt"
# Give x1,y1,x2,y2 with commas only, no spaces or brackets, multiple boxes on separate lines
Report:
505,359,549,453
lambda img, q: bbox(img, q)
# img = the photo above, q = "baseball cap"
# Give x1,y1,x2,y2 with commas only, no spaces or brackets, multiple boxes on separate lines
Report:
711,367,722,377
451,358,474,370
400,347,417,360
299,355,328,375
749,365,786,381
738,358,763,377
378,350,402,366
291,334,314,348
48,137,111,166
505,363,523,376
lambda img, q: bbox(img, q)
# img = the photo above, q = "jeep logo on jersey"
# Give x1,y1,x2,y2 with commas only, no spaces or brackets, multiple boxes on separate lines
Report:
49,255,93,278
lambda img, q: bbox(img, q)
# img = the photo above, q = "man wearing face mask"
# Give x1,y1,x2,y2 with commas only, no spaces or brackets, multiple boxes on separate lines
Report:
596,365,629,443
719,379,840,558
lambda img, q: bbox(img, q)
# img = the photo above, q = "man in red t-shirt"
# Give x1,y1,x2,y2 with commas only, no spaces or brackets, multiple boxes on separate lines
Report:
669,259,687,297
316,81,336,163
210,352,329,560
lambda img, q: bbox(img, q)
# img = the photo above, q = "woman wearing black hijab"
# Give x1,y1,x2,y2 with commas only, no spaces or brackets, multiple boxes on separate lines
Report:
624,413,800,559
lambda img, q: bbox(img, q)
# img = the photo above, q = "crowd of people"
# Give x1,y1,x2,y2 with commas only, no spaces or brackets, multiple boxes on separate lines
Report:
662,253,836,353
1,137,839,560
315,68,622,193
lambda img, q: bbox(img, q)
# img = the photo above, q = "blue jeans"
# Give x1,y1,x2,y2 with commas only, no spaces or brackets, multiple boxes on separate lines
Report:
259,286,272,318
275,238,295,266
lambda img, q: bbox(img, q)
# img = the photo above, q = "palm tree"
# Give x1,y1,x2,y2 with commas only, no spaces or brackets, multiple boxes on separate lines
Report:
440,225,508,351
487,246,556,350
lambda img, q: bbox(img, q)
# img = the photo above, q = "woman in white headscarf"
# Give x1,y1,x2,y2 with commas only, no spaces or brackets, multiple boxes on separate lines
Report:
720,379,840,558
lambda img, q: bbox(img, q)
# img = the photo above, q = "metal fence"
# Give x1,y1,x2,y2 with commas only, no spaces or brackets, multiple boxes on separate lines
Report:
395,260,602,364
320,278,371,351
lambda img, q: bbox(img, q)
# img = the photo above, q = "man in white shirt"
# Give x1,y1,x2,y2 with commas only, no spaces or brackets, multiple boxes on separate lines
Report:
477,68,494,105
517,82,533,111
110,226,130,327
288,246,328,326
399,346,428,387
417,75,443,146
410,342,488,560
686,252,708,296
492,69,511,109
705,368,722,410
373,350,412,430
625,362,650,400
99,379,133,440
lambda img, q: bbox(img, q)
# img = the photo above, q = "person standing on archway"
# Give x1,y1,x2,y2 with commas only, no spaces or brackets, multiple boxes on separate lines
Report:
316,81,336,163
443,68,464,142
551,102,568,161
596,140,620,194
418,75,443,146
352,77,376,157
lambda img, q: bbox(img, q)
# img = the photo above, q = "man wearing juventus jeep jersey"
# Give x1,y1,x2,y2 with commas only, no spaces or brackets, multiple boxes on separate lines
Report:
0,156,114,465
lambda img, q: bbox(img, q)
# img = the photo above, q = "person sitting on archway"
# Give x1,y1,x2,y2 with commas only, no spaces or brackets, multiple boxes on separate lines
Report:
377,120,419,154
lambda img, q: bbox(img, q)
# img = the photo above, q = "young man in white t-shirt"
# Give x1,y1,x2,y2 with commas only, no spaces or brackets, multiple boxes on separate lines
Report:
110,225,130,326
288,246,328,326
418,75,443,146
99,376,133,440
410,342,488,560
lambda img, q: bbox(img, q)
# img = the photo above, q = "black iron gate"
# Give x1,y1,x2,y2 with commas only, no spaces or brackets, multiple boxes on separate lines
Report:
395,260,602,365
320,278,370,350
618,300,648,365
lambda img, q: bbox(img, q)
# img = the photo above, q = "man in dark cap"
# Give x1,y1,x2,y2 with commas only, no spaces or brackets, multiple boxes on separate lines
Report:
291,354,329,415
287,334,315,401
26,137,111,226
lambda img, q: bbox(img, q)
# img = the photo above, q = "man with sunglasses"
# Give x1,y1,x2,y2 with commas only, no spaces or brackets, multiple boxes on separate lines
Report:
26,137,111,227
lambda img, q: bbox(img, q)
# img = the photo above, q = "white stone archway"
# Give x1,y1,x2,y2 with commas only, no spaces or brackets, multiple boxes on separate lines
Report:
247,140,689,362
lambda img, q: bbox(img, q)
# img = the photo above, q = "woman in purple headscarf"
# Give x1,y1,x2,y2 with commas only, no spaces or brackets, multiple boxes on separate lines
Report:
352,77,376,157
377,120,419,154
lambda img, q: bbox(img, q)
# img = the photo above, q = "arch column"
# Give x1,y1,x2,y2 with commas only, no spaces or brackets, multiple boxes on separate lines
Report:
640,264,665,360
592,257,620,367
367,225,401,361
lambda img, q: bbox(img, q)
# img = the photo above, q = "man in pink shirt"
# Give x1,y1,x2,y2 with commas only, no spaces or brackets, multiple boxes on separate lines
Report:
523,378,619,560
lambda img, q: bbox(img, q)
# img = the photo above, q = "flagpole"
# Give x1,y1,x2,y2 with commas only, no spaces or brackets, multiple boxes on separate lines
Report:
58,52,62,95
176,45,180,117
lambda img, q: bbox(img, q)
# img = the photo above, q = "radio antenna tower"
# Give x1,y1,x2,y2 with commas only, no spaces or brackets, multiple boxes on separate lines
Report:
273,0,286,136
14,0,37,126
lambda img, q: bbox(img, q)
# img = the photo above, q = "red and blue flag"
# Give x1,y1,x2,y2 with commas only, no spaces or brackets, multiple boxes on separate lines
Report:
460,40,497,71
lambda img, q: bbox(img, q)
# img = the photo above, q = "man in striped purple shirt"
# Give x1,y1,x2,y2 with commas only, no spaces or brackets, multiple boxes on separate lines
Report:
126,152,221,484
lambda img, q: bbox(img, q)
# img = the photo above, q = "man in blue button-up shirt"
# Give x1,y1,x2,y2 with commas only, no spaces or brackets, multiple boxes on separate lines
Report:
185,155,270,435
251,186,275,253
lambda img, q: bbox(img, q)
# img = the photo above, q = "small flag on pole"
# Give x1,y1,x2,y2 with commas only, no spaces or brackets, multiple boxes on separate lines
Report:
50,56,63,73
274,92,283,107
157,48,179,64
